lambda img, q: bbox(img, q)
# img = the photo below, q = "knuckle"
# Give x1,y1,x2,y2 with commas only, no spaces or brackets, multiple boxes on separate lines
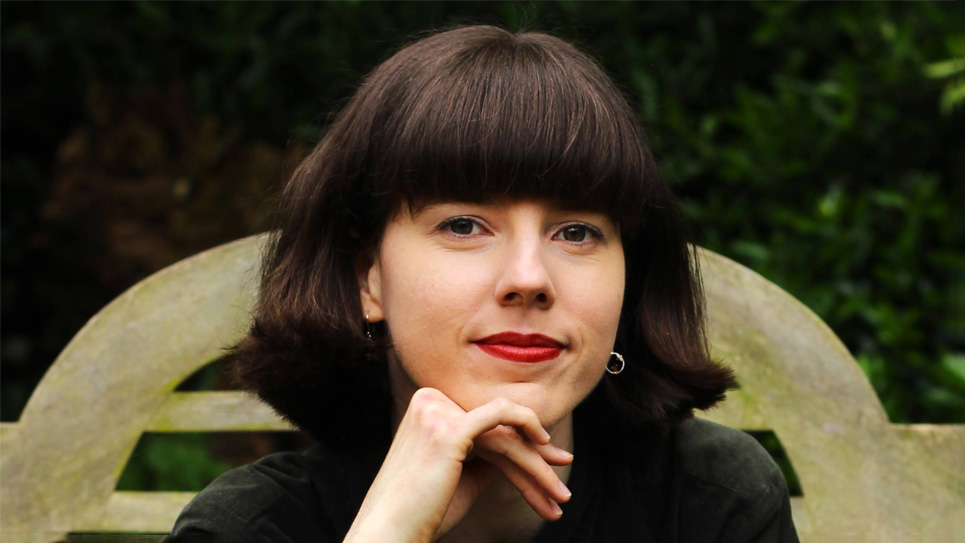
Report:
409,389,450,418
491,397,513,411
534,461,556,481
410,387,443,407
491,425,519,440
408,391,451,426
520,407,540,426
480,427,519,455
425,418,456,441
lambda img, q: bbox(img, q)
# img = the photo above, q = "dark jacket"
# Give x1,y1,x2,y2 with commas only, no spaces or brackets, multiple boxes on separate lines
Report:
165,414,798,543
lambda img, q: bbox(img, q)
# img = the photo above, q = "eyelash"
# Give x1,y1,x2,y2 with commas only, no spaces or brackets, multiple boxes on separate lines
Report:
436,216,605,245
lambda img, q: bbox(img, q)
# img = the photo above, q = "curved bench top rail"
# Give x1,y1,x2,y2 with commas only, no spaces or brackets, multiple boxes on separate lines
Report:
2,236,265,539
1,236,961,542
698,249,964,541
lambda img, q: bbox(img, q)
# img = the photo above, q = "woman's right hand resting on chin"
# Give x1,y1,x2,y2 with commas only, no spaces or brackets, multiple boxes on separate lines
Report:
343,387,574,543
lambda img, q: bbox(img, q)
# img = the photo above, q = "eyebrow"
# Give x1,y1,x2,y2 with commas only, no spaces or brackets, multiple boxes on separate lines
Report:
411,199,617,223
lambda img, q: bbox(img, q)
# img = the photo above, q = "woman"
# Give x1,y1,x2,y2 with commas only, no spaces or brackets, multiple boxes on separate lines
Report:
168,25,798,542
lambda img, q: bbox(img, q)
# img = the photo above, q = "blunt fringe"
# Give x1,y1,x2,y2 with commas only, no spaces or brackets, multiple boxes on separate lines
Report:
228,25,736,449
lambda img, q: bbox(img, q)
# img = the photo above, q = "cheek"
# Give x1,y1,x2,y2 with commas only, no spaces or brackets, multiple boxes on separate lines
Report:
573,288,624,361
378,254,489,360
563,264,625,347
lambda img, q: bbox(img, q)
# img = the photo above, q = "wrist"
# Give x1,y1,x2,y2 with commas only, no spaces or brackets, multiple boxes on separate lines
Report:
344,514,431,543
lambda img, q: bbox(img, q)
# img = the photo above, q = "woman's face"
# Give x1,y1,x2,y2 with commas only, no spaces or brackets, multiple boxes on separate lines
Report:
359,200,625,430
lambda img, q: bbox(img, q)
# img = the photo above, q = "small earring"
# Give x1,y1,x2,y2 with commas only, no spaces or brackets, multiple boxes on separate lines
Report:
365,312,372,339
606,352,625,375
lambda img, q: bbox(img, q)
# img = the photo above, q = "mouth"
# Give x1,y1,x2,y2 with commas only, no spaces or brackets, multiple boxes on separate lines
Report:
472,332,566,363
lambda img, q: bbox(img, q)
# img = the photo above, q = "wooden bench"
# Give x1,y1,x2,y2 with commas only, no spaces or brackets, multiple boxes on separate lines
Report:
2,235,962,542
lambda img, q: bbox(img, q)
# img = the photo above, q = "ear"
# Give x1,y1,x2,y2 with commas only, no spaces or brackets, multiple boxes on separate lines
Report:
356,251,385,322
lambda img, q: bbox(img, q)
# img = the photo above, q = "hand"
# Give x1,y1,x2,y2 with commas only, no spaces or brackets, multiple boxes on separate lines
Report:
343,387,574,543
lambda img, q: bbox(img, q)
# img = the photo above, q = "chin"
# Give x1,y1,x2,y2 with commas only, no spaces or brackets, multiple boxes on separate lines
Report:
454,383,573,430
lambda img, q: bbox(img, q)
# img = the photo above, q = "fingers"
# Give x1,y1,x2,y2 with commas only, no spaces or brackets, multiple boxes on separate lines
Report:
534,440,576,467
485,454,564,520
457,397,573,514
404,389,574,521
351,389,573,541
461,397,551,445
475,427,572,503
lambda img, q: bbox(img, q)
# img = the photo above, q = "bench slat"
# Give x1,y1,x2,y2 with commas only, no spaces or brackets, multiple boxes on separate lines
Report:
147,391,295,432
76,491,195,533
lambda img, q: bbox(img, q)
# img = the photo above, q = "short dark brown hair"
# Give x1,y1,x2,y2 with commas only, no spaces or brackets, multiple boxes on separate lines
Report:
229,25,735,448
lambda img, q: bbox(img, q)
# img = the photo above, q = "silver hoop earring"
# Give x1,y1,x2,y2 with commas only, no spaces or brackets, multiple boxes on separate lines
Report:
365,313,372,339
606,352,625,375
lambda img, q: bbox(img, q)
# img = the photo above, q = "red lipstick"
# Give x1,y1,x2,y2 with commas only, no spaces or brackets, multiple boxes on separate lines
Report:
473,332,565,363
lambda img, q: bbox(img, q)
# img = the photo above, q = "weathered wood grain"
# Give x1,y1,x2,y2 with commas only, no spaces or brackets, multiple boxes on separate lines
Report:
147,391,294,432
75,492,195,533
1,236,263,542
699,248,964,543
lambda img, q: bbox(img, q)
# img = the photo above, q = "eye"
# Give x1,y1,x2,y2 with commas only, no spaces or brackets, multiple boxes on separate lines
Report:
438,216,485,237
554,223,602,244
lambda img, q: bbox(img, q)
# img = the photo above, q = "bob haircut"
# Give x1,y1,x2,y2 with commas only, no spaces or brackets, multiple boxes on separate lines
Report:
229,25,736,449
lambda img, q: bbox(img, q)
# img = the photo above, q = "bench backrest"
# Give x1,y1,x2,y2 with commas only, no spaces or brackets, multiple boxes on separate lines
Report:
2,235,962,542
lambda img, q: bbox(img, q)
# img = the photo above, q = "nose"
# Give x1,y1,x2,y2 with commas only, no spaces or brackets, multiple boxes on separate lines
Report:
494,238,556,309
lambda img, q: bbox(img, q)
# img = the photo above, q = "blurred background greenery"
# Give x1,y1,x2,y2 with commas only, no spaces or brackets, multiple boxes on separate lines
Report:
3,1,963,493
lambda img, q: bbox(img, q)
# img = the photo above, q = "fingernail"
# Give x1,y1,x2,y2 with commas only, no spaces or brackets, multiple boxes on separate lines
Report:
559,480,571,499
551,501,563,516
541,427,552,442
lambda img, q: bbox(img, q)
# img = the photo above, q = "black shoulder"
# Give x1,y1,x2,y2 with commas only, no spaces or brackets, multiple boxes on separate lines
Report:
167,450,332,542
671,418,799,542
673,417,788,505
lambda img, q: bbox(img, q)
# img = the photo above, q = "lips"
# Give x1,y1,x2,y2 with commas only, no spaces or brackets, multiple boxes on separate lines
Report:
472,332,566,363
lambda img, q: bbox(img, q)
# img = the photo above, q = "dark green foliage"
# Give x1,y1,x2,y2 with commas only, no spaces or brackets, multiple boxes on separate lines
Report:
747,431,801,497
116,433,230,492
3,2,963,491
